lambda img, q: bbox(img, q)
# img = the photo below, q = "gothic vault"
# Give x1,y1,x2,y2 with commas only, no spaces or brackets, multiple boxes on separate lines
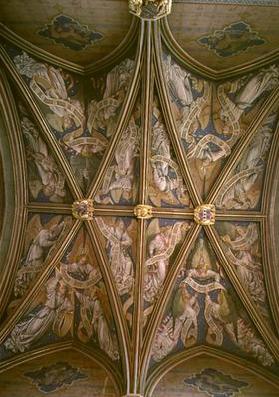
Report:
0,1,279,396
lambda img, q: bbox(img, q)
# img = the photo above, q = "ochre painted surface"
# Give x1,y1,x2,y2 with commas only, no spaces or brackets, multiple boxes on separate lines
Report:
152,355,279,396
0,350,117,397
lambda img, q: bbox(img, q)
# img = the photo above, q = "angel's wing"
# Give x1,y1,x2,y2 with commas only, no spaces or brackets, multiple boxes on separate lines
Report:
24,215,43,256
45,215,63,230
147,218,160,240
96,282,114,330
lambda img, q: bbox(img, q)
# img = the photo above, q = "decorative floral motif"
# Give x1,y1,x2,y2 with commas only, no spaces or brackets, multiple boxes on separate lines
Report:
184,368,248,397
38,15,103,51
24,362,87,393
198,21,266,57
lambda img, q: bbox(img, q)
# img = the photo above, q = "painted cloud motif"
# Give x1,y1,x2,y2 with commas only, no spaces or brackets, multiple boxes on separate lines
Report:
24,362,87,393
38,14,103,51
184,368,248,397
198,21,265,57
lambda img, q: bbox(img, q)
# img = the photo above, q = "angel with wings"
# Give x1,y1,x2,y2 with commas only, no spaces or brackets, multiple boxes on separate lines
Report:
14,215,67,299
220,223,266,314
76,283,119,361
149,107,190,207
5,276,74,353
104,218,135,296
21,116,66,202
220,65,279,124
144,219,190,304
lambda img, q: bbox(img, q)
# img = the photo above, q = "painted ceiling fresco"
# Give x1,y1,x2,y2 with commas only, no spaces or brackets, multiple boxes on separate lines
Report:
0,1,279,397
0,0,133,66
168,2,279,71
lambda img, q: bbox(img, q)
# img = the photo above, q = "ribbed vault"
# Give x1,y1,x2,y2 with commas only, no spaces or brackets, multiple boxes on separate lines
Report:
0,2,279,396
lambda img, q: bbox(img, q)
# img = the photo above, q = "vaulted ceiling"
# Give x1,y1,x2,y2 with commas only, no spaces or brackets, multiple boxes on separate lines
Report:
0,1,279,396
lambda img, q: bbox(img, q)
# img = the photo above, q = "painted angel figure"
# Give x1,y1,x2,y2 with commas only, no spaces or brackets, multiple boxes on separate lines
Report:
150,115,189,206
144,220,189,303
21,116,66,202
216,115,274,210
87,58,135,139
106,219,134,296
144,230,171,303
152,284,199,362
76,286,119,360
220,65,279,123
95,118,140,204
221,223,266,308
5,277,74,353
237,318,274,366
205,290,238,346
14,216,65,298
64,253,98,282
14,52,85,133
163,54,194,118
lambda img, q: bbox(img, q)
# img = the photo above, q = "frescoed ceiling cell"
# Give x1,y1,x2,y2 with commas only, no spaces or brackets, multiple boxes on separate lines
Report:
143,218,192,327
152,355,279,397
6,213,72,316
215,109,278,211
1,226,120,363
162,52,279,197
6,44,136,193
94,100,141,206
167,2,279,70
215,221,274,325
95,216,137,331
17,104,73,203
0,350,119,397
0,2,279,396
0,0,133,65
150,232,275,370
148,96,192,208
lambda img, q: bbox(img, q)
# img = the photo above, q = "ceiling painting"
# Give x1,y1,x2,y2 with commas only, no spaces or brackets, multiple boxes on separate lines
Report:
95,216,137,331
2,226,120,363
37,14,104,52
0,350,119,397
148,96,192,208
7,213,72,316
215,110,278,211
24,361,88,393
0,0,133,66
216,221,274,324
18,107,73,203
151,355,279,397
150,232,275,368
197,21,266,58
0,2,279,396
143,218,192,326
162,52,279,198
94,99,140,206
167,2,279,71
4,45,137,194
183,367,249,397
